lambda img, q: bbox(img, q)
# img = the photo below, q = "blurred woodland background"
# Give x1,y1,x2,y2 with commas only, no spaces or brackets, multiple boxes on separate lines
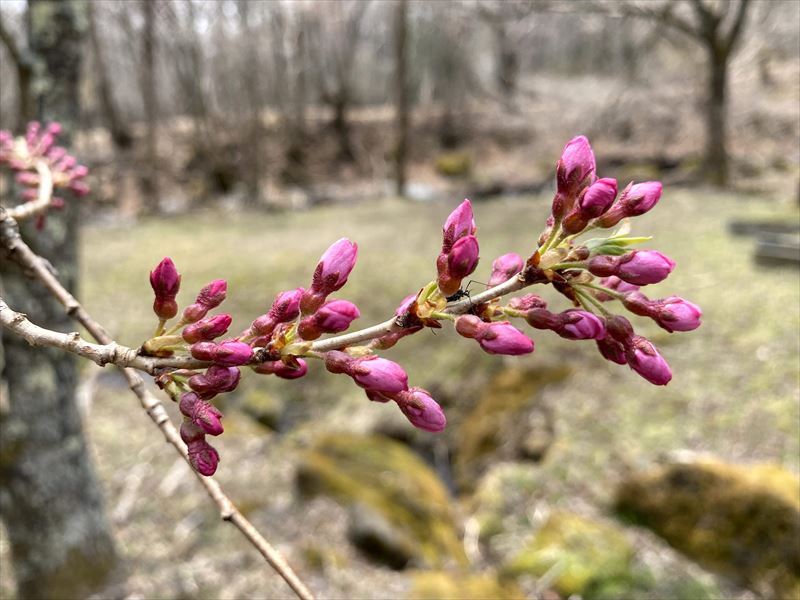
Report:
0,1,798,599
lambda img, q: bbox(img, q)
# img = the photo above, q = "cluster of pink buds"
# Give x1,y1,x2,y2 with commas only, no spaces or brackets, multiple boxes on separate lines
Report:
0,122,90,224
137,134,700,477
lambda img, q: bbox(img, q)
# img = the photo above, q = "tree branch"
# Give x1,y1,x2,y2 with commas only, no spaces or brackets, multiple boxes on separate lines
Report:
0,17,32,70
723,0,752,55
0,208,315,600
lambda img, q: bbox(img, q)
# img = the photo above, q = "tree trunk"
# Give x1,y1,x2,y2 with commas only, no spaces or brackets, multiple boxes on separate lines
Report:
332,92,355,163
87,1,132,150
704,43,729,187
0,2,118,598
393,0,409,197
141,0,159,210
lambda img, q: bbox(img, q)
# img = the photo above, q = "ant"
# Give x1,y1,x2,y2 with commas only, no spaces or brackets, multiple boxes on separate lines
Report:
445,280,488,303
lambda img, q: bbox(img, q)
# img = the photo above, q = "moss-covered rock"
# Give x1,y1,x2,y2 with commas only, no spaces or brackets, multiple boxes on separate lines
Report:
435,152,472,178
615,459,800,598
454,366,570,490
503,511,636,598
408,571,525,600
296,433,466,569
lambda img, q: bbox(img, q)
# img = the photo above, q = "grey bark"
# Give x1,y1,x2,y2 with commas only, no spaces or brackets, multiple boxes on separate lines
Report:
0,14,35,131
393,0,409,197
141,0,159,208
0,1,118,598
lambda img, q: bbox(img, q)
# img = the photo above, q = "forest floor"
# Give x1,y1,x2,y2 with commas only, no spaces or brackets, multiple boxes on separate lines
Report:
2,184,797,598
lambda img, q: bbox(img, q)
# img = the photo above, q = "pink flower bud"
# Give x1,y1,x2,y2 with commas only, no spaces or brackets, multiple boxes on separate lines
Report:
524,308,561,330
395,294,417,317
252,358,309,379
555,309,606,340
626,336,672,385
596,336,627,364
179,392,224,436
488,253,524,286
182,314,232,343
580,178,617,218
150,258,181,319
447,235,480,280
442,199,476,252
395,388,447,432
269,288,304,322
188,366,241,398
187,439,220,476
605,315,635,342
508,294,548,311
298,299,360,340
616,251,675,285
309,238,358,297
456,316,533,355
347,355,409,394
478,321,534,355
180,420,205,444
597,181,663,228
212,341,254,366
189,341,217,361
588,251,675,285
554,136,596,215
183,280,228,322
651,296,702,332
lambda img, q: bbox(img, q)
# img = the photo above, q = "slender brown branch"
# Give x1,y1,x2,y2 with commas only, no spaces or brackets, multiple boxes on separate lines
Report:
0,208,315,600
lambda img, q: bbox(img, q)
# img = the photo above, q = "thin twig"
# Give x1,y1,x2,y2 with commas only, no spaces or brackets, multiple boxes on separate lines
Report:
0,207,315,600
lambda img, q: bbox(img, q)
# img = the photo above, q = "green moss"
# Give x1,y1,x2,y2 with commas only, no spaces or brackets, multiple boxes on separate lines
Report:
408,571,525,600
454,366,571,490
296,433,466,568
435,152,472,178
615,459,800,598
503,511,635,598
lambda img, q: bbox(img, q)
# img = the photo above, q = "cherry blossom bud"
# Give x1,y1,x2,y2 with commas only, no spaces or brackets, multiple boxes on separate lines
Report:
626,336,672,385
189,341,217,361
307,238,358,303
188,366,241,398
150,258,181,319
554,136,596,219
395,294,417,316
555,309,606,340
488,253,524,286
180,420,205,444
616,251,675,285
179,392,224,436
182,314,232,343
650,296,703,332
329,354,409,394
447,235,480,279
596,336,627,365
442,199,476,252
456,315,533,355
605,315,635,343
524,308,561,330
395,388,447,432
187,439,220,476
597,181,663,228
183,280,228,322
562,178,618,234
270,288,304,321
212,341,253,366
298,300,360,340
508,294,548,311
588,251,675,285
252,358,309,379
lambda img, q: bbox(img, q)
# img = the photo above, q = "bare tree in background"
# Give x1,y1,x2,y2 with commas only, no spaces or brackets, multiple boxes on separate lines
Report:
0,11,34,131
141,0,160,208
308,0,371,163
237,0,263,203
393,0,409,197
618,0,753,186
1,2,118,597
87,1,133,150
